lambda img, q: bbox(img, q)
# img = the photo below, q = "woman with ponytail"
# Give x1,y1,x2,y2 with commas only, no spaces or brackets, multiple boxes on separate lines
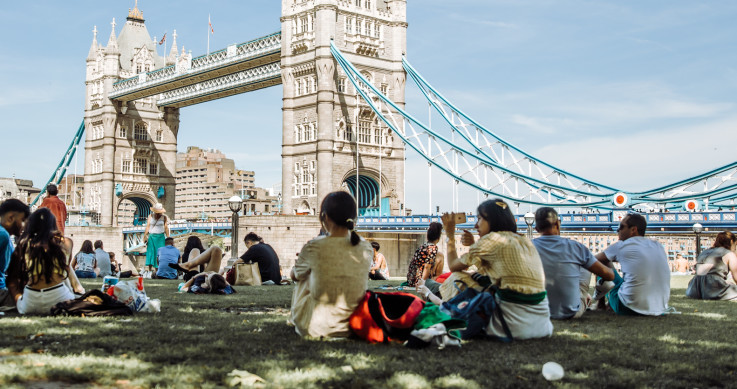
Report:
289,191,373,338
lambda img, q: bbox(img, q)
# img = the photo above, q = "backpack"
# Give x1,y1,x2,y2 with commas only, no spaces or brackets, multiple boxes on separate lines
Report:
51,289,133,317
442,283,512,341
349,291,425,343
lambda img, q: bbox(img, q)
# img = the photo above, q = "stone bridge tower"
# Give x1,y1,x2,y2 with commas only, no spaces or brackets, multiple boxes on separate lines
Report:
84,4,180,226
280,0,407,216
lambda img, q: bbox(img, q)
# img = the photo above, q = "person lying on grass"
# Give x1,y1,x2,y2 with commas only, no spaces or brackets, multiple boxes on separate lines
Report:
179,272,234,294
288,191,373,338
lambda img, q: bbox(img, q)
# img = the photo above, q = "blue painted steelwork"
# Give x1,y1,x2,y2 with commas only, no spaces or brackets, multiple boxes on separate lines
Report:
31,120,85,207
123,222,232,253
331,42,737,211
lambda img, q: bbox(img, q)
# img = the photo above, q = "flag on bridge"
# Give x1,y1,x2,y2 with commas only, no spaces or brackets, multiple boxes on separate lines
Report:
209,15,214,34
159,33,166,45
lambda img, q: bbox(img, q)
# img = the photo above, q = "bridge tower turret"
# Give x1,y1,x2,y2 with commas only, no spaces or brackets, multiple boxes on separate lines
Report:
83,4,179,226
281,0,407,216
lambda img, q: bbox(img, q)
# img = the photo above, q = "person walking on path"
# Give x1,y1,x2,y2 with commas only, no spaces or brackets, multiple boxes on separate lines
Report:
38,184,67,234
143,203,169,273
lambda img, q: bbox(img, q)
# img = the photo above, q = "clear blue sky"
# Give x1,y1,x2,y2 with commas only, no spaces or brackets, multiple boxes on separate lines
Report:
1,1,736,214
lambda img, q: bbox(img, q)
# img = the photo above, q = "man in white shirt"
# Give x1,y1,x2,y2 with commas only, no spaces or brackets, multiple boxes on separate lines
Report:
595,213,671,316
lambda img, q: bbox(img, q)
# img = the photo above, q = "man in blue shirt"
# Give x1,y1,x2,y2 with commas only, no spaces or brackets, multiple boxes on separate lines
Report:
0,199,30,310
156,237,180,279
94,240,112,278
532,207,614,319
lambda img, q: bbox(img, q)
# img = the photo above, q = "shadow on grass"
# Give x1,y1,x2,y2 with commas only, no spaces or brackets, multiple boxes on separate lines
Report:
1,279,737,388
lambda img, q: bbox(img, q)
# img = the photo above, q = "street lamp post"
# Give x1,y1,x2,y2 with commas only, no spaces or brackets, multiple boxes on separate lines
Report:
692,222,703,258
228,195,243,261
524,212,535,239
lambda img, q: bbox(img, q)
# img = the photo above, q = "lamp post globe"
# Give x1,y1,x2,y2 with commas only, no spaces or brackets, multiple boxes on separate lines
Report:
524,212,535,239
228,195,243,213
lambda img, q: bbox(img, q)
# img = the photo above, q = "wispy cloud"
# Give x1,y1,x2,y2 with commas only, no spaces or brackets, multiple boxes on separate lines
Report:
448,13,517,29
0,86,62,106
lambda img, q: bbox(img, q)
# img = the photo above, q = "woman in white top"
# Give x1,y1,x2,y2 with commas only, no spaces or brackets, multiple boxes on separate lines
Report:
289,191,373,338
143,203,170,273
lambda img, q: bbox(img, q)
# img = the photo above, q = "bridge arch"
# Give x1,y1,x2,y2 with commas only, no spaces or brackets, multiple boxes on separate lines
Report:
342,169,390,216
116,192,156,226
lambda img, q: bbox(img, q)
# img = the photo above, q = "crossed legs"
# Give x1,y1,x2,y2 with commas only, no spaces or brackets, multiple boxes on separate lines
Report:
179,246,223,273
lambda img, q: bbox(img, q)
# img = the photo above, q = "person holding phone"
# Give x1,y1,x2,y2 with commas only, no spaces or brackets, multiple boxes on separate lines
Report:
422,199,553,340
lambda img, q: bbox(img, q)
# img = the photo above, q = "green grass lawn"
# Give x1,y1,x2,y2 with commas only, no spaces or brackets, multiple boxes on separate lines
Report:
1,275,736,388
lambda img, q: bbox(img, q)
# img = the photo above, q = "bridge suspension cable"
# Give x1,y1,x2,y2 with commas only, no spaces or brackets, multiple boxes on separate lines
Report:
31,120,85,207
331,42,737,210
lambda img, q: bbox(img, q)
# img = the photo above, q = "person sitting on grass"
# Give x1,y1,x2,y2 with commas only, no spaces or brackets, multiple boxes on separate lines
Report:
422,199,553,340
182,236,206,273
289,191,373,338
70,240,97,279
94,240,112,278
594,213,671,316
369,241,389,280
406,222,444,295
532,207,614,319
7,208,85,314
109,252,139,278
686,230,737,301
155,237,180,280
0,199,29,311
237,232,282,285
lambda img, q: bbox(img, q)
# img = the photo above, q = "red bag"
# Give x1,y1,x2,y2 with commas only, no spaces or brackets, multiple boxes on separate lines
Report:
349,291,425,343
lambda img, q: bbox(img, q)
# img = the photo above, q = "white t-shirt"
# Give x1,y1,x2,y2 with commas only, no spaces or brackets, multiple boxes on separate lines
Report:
604,237,670,315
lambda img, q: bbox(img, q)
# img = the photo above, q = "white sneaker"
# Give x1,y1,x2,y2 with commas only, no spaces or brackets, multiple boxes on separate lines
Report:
591,279,615,303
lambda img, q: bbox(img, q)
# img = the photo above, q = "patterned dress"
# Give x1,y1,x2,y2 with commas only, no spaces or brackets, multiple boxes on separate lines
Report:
406,243,438,287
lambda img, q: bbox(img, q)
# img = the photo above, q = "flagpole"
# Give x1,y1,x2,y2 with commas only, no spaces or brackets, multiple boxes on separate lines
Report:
164,31,167,60
207,14,210,55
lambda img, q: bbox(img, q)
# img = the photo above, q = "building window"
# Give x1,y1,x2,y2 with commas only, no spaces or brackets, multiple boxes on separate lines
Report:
136,64,142,73
374,127,382,145
119,125,127,138
358,120,371,143
133,158,148,174
345,17,352,34
134,122,147,140
300,17,308,33
380,83,388,95
149,161,158,175
338,78,346,93
156,130,163,142
366,0,371,9
122,160,131,173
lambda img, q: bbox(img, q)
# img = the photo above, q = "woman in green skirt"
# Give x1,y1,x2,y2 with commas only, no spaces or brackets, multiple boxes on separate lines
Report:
144,203,170,274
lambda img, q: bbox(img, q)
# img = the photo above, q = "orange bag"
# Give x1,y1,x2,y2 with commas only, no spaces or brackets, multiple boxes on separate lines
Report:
349,291,425,343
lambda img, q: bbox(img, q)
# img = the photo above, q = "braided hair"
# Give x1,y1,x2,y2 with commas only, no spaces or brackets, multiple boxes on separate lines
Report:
14,208,68,285
320,191,361,246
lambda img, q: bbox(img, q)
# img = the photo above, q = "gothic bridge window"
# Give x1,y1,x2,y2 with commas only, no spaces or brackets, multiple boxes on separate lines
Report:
134,122,148,140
